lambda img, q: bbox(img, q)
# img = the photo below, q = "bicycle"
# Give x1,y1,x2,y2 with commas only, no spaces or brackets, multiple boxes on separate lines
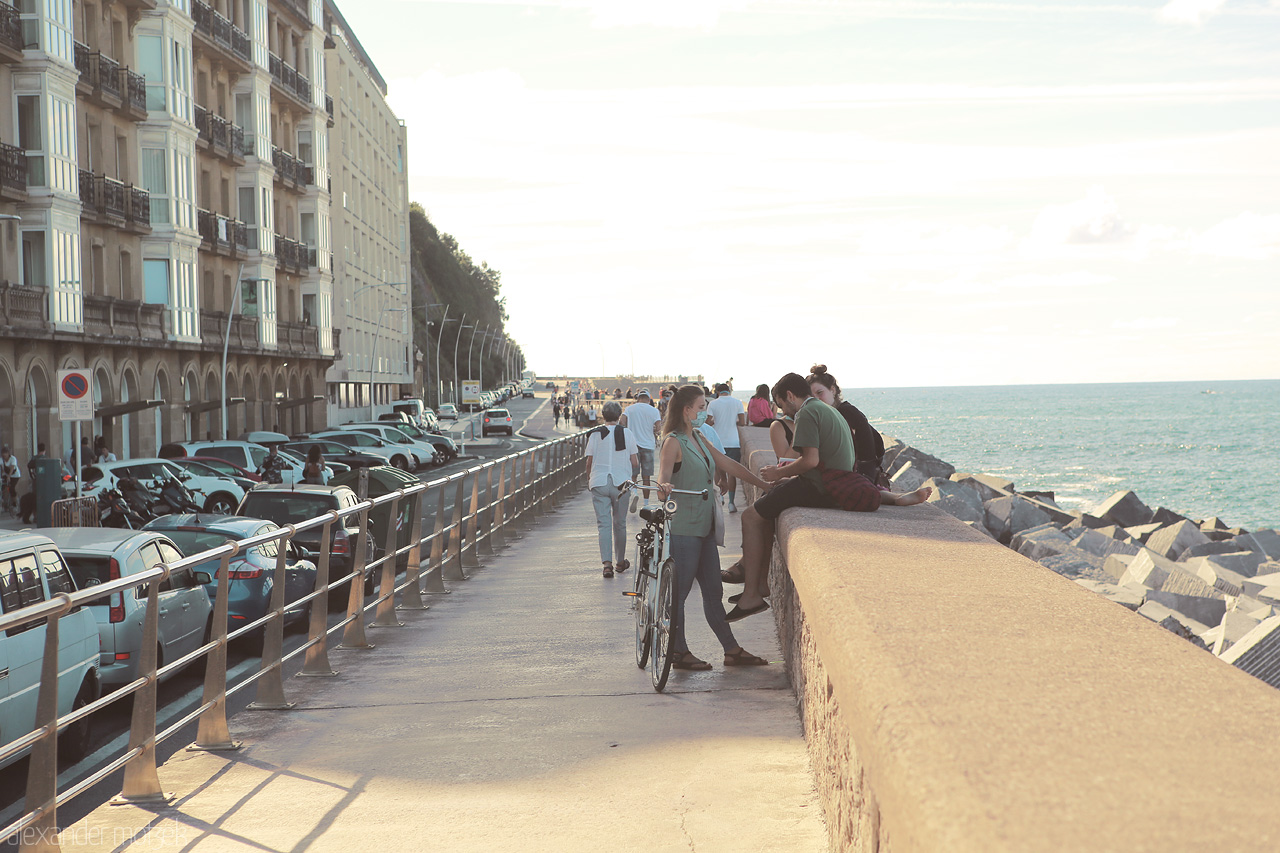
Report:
617,479,708,692
0,472,16,518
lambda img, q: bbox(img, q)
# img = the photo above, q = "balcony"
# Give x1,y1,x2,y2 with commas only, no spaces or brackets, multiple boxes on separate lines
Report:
122,68,147,119
271,145,311,190
0,142,28,201
278,319,320,355
277,0,311,27
273,234,310,272
194,104,246,164
197,209,246,256
191,0,252,69
0,3,23,64
201,311,324,359
81,296,166,342
268,51,312,109
0,282,49,331
79,170,150,231
74,40,148,121
325,94,334,127
332,328,341,358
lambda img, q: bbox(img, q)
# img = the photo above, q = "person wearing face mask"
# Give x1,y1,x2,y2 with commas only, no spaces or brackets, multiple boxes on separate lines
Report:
655,385,773,670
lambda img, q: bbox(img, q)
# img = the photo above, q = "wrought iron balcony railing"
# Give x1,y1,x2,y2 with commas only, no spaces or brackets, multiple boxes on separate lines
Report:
0,142,27,195
268,52,312,106
192,0,252,64
0,3,22,57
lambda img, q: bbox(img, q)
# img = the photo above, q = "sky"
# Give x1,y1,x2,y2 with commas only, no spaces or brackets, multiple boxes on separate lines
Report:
339,0,1279,388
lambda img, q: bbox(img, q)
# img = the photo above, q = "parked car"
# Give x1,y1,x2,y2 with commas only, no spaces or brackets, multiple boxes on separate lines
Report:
143,515,318,633
80,458,247,515
307,430,420,471
283,440,384,471
0,532,101,766
348,421,457,463
482,408,514,437
235,485,376,607
277,447,349,479
163,441,308,486
333,424,440,468
184,455,262,483
42,528,212,697
170,458,258,493
437,404,458,420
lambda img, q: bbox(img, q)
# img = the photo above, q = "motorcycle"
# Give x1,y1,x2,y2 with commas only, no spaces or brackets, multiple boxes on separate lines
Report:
98,488,147,529
153,475,202,515
117,474,162,523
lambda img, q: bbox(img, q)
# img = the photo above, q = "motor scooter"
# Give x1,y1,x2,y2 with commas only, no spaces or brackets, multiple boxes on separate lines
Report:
117,474,162,522
99,488,147,528
153,475,202,514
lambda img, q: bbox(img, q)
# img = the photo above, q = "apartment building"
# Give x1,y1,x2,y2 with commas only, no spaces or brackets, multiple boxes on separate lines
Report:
0,0,401,468
322,0,410,425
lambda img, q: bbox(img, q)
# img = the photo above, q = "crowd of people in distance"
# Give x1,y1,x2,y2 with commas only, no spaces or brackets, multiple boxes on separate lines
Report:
576,366,933,672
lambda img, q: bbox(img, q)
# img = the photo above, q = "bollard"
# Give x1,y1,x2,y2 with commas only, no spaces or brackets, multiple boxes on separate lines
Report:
444,476,469,581
399,488,434,606
479,464,497,557
248,527,295,709
300,518,339,677
191,550,242,751
113,573,172,805
338,505,375,650
491,458,508,551
372,493,405,628
463,469,482,569
22,600,66,852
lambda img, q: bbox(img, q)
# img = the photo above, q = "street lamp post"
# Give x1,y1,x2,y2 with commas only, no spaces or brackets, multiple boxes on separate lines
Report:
469,323,489,400
368,306,407,420
422,302,445,407
452,316,472,411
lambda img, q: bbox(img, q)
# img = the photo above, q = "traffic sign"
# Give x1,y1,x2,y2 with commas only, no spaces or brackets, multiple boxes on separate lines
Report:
57,369,94,421
462,381,481,407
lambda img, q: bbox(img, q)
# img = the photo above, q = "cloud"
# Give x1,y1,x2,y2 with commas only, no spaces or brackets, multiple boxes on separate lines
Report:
586,0,748,28
1112,317,1178,330
1158,0,1229,24
1192,212,1280,259
1030,186,1133,245
904,269,1114,295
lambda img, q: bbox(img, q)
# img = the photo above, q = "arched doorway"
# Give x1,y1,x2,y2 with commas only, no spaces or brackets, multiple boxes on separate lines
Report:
0,364,15,457
92,365,114,451
258,369,272,434
303,373,315,434
119,368,139,459
225,371,241,439
183,369,200,441
242,371,257,433
153,369,170,452
272,372,286,433
25,366,51,462
204,371,220,440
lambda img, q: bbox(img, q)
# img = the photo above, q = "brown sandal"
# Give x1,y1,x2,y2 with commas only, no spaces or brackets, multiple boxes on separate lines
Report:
672,652,712,671
720,561,745,584
615,559,630,572
724,648,769,666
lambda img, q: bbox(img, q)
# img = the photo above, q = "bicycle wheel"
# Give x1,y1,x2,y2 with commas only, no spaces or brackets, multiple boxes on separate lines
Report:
650,558,676,692
634,556,651,669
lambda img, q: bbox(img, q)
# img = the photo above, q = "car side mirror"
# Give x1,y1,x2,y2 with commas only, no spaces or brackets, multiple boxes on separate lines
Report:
193,570,213,585
179,473,192,482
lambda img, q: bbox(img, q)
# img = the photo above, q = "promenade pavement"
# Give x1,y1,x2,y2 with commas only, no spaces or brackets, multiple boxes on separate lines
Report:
64,471,826,850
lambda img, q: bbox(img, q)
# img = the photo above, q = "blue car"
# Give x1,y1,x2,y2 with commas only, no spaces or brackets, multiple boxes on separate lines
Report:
142,514,318,633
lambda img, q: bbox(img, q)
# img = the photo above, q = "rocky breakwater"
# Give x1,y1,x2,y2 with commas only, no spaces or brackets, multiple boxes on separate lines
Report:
882,438,1280,690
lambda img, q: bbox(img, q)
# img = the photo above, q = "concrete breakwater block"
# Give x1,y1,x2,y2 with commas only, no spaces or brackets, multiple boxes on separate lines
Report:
1146,590,1228,628
1179,539,1248,561
923,477,985,524
1220,615,1280,687
1136,600,1212,648
1093,489,1154,528
984,495,1052,545
1246,529,1280,560
1037,549,1108,582
948,473,1010,503
1065,513,1110,530
886,446,956,481
1074,578,1145,610
1208,610,1265,656
1071,528,1141,561
1151,506,1191,527
1012,523,1072,560
1146,519,1212,561
1104,553,1137,582
1159,564,1224,599
889,461,930,493
1125,522,1164,543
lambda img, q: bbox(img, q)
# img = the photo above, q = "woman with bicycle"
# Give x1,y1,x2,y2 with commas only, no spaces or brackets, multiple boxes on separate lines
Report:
656,385,773,670
0,446,19,515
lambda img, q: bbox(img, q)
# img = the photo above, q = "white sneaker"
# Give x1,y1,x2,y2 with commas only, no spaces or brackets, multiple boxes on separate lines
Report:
728,502,738,513
629,493,640,514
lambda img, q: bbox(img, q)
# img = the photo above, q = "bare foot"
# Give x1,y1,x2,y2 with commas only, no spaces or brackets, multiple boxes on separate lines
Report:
894,487,932,506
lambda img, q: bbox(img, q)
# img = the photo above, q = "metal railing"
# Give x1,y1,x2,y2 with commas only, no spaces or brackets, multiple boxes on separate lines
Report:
0,431,591,851
191,0,251,64
0,2,22,55
0,141,28,194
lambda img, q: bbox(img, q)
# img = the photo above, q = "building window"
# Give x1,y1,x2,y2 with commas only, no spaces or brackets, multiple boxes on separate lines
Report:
143,258,169,304
173,149,194,230
142,148,169,225
170,39,191,121
138,35,165,111
17,96,44,187
173,259,197,338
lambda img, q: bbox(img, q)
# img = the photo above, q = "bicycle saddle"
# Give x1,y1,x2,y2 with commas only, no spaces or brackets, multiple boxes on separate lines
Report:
639,508,665,523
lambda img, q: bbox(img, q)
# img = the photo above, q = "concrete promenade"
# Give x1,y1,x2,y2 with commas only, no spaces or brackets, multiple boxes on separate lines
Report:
65,481,826,850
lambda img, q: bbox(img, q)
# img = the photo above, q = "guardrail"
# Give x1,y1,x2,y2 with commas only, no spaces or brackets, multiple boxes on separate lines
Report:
0,432,591,851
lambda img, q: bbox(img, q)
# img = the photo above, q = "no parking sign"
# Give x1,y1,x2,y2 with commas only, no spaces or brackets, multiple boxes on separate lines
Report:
57,369,94,421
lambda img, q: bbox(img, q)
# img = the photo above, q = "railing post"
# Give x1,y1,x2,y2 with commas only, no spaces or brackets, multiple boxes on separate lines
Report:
191,550,242,751
508,452,526,532
248,527,295,710
300,518,338,677
399,488,432,607
424,479,451,593
491,459,508,551
372,493,405,628
338,505,374,650
21,602,66,852
533,445,548,517
444,476,469,581
113,574,172,805
479,464,497,557
463,469,482,569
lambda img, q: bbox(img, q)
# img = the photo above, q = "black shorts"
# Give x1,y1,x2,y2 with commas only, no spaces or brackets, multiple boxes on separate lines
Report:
752,476,834,520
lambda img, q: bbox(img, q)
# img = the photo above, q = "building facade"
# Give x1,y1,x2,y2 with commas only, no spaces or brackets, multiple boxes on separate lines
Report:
0,0,403,468
321,0,410,425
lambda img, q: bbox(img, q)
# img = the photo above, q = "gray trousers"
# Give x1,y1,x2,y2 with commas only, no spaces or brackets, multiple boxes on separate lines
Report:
590,476,628,564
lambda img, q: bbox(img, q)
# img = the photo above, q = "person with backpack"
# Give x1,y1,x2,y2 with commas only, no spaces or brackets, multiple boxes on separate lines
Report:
303,445,327,485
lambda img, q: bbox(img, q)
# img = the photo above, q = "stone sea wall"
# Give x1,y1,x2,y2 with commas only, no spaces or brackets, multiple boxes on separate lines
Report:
885,437,1280,687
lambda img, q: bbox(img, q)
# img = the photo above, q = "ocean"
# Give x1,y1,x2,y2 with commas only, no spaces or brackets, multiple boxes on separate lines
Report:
736,379,1279,531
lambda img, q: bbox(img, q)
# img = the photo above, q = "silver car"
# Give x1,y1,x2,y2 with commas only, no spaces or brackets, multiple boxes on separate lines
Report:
43,529,214,691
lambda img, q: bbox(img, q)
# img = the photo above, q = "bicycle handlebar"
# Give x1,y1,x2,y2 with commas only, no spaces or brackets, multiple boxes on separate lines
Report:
617,480,708,501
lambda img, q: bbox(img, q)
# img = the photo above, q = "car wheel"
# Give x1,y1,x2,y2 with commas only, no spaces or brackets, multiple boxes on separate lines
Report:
391,454,408,470
204,493,237,514
57,678,95,763
507,428,514,436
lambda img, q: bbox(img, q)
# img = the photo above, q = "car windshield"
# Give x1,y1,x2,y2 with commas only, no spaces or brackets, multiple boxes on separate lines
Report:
167,529,237,556
489,410,510,418
240,493,339,525
391,424,425,438
333,432,377,447
196,459,238,475
178,460,221,478
64,554,111,589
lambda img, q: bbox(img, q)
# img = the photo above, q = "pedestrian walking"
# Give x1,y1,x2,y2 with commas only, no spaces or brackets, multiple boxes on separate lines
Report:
584,402,638,578
619,388,662,512
706,383,746,512
553,401,562,427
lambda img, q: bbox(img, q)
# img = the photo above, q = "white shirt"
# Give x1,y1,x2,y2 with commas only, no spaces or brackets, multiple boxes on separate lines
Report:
1,456,19,480
707,394,744,448
586,424,638,489
622,402,661,450
698,423,725,453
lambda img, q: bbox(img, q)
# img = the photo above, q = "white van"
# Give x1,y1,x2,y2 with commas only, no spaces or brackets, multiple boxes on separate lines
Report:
0,532,101,767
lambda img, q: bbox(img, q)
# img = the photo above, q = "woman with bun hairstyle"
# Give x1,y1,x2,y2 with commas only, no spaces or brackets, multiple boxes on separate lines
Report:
806,364,886,483
655,384,773,669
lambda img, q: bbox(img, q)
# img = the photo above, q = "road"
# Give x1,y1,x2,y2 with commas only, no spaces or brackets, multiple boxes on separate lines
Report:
0,393,553,836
